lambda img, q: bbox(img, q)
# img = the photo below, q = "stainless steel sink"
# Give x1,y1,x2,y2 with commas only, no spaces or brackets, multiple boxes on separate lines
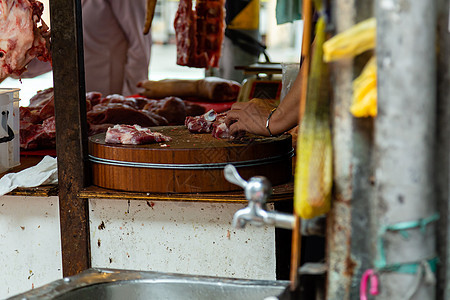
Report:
9,268,290,300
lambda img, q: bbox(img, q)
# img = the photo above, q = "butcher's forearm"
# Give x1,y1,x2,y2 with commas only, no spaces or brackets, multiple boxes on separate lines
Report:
268,70,302,135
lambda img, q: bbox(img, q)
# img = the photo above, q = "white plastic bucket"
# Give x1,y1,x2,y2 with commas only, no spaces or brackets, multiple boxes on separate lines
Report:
0,88,20,173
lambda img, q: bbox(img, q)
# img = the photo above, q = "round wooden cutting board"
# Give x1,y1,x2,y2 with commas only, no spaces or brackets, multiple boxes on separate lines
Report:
89,126,293,193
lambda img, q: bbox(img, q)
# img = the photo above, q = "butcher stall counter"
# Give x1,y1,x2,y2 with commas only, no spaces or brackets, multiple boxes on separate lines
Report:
0,150,294,299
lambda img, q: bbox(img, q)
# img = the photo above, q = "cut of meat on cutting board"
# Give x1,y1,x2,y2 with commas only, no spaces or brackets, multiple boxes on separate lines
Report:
89,126,293,193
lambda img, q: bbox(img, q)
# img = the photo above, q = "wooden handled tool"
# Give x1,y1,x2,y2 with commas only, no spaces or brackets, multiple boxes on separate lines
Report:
143,0,157,35
290,0,313,292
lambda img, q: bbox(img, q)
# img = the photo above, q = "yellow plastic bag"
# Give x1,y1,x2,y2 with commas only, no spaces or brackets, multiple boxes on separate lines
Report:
294,14,332,219
350,56,377,117
323,18,376,62
322,17,378,118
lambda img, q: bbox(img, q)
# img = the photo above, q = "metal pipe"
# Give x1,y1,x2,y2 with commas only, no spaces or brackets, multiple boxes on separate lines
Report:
326,1,375,299
374,0,437,298
435,1,450,298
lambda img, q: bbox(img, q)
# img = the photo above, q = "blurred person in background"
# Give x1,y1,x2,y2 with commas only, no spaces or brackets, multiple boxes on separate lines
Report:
22,0,152,96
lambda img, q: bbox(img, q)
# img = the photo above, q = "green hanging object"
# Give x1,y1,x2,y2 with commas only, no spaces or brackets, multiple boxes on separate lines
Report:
276,0,302,25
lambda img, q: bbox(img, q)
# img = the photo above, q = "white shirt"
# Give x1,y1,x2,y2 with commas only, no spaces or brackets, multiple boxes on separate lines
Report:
81,0,152,96
25,0,152,96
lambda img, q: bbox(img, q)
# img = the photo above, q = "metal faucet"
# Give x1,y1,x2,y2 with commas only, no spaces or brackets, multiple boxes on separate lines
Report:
224,164,296,230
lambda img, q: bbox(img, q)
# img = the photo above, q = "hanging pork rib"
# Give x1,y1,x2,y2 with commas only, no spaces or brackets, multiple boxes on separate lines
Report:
174,0,225,69
0,0,51,80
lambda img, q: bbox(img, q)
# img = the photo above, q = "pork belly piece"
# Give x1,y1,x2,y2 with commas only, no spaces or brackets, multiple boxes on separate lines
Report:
0,0,51,79
105,124,172,145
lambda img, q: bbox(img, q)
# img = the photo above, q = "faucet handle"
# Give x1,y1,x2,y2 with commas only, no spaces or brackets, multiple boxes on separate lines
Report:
224,164,247,189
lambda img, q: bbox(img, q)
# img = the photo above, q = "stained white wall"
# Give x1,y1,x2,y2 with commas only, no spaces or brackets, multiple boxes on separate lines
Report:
89,199,276,280
0,196,277,298
0,196,62,299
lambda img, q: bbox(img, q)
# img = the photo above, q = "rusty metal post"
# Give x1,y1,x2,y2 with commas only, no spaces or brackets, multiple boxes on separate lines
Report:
374,0,438,299
49,0,91,276
325,1,375,299
435,0,450,299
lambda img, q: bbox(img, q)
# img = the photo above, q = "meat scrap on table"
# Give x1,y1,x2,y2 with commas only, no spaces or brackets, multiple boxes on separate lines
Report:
105,124,172,145
19,88,206,150
185,109,231,139
0,0,51,80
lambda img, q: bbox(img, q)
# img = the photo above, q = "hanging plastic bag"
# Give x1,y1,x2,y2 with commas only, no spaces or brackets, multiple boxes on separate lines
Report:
323,18,376,62
294,10,332,219
351,56,377,117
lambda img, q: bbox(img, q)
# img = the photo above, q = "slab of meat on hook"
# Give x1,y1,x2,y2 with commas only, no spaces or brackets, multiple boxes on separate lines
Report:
0,0,51,79
174,0,225,68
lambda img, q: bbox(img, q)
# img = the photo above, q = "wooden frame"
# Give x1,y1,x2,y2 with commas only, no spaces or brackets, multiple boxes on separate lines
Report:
50,0,90,277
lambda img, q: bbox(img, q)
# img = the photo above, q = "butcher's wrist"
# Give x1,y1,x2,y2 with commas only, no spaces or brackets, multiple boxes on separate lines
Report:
265,108,277,136
265,108,284,136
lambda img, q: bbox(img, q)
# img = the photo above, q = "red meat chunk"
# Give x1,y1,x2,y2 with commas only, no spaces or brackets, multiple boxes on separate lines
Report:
105,124,172,145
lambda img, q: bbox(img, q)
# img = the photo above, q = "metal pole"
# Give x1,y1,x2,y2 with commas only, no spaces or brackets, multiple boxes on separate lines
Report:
374,0,437,299
325,1,375,299
436,0,450,298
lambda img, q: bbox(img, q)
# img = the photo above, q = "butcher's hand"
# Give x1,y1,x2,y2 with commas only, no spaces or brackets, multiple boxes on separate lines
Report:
225,98,278,137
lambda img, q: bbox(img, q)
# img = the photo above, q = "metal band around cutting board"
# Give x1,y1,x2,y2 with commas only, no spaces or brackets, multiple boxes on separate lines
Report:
89,148,294,170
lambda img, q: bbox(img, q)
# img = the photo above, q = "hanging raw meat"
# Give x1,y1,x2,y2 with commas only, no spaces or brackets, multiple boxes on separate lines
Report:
174,0,225,69
0,0,51,80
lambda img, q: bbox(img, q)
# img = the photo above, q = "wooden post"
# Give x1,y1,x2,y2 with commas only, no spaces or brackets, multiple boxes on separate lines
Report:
49,0,91,276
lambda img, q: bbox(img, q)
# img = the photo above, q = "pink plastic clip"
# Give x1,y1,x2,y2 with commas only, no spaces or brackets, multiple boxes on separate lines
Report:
360,269,379,300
